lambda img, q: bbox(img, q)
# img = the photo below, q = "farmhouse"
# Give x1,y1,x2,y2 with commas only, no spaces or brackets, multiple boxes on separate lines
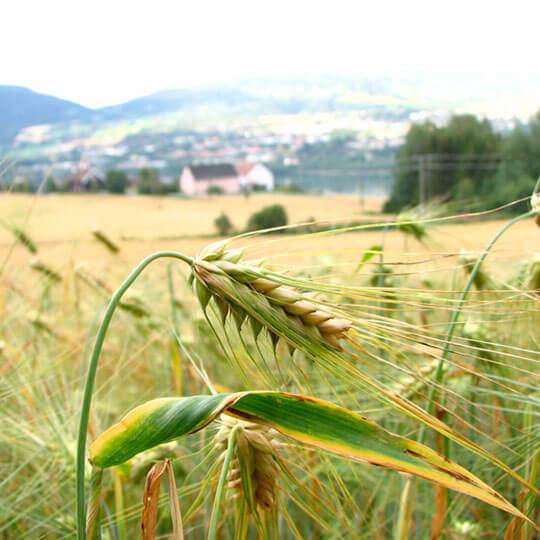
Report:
180,164,238,195
180,162,274,195
236,162,274,191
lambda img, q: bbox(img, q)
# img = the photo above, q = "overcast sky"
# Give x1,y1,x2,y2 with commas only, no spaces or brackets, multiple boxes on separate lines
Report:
2,0,539,108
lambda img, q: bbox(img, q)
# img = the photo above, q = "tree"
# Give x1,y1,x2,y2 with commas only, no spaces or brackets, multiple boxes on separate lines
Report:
44,176,57,193
384,115,501,212
488,111,540,212
214,212,233,236
105,170,129,194
499,111,540,180
246,204,288,232
138,168,160,194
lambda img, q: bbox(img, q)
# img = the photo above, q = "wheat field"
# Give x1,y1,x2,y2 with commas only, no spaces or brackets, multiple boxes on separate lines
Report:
0,193,536,266
1,192,538,539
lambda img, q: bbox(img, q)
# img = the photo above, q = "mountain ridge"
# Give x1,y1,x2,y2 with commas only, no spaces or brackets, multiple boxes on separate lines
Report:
2,76,539,146
0,78,410,144
0,84,299,142
0,85,91,142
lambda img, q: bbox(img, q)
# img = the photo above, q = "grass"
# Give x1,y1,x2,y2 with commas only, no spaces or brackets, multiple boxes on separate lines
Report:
0,192,538,539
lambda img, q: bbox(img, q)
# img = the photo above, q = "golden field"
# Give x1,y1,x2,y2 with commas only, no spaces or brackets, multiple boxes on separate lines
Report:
0,193,537,274
1,192,539,539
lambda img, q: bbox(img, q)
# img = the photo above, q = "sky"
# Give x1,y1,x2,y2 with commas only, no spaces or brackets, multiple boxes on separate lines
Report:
2,0,540,108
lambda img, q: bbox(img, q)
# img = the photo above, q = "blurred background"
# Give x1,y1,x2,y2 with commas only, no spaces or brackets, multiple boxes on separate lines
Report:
1,0,539,216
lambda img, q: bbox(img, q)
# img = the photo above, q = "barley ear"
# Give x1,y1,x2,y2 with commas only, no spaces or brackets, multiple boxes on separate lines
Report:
215,418,280,512
192,253,352,351
92,228,120,253
30,257,62,282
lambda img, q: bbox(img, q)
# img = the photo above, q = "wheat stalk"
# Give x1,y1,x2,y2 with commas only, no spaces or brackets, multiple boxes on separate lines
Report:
2,222,38,254
516,254,540,294
459,250,489,290
396,208,428,242
30,257,62,282
92,228,120,254
215,416,281,511
74,264,113,295
191,244,351,351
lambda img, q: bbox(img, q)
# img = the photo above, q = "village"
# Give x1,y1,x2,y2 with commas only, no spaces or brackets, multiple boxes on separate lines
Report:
8,121,399,195
6,102,432,195
47,156,276,195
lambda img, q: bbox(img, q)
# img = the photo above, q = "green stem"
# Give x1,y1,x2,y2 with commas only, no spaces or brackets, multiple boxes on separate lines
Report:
168,263,180,332
208,425,239,540
168,264,183,394
76,251,193,540
395,210,535,539
422,210,535,431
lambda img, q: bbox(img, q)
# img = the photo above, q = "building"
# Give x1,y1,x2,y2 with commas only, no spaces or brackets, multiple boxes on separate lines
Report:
236,162,274,191
180,162,274,195
64,157,104,192
180,164,239,195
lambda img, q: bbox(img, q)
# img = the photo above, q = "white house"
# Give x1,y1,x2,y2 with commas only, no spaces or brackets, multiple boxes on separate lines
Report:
236,162,274,191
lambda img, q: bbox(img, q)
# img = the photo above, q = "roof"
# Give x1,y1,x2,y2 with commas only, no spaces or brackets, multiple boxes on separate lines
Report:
188,164,237,180
235,162,256,175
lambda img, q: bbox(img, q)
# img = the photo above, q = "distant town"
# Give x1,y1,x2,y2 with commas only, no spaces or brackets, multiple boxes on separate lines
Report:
7,117,406,195
4,113,522,197
1,77,536,197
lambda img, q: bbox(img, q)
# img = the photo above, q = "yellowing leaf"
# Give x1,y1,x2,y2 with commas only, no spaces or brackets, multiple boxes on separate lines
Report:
89,392,532,525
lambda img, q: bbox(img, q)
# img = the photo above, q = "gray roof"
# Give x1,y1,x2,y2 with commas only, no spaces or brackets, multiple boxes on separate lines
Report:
189,164,236,180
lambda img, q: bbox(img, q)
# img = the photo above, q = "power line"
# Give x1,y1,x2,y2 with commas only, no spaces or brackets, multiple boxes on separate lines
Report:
296,152,505,199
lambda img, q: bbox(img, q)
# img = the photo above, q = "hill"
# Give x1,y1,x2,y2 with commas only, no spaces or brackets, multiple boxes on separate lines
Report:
0,85,90,142
2,74,540,146
0,77,417,144
97,87,258,120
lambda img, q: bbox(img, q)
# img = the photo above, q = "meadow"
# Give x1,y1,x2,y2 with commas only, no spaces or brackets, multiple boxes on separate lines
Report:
0,192,538,539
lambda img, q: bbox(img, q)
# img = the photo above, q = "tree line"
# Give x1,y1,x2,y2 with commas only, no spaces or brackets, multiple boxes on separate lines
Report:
384,112,540,213
5,167,180,195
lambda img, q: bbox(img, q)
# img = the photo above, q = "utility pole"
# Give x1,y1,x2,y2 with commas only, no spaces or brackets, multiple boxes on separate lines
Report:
426,153,432,201
359,178,364,209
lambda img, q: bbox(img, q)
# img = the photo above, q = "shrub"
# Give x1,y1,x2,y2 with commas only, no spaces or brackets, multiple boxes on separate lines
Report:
207,185,225,195
275,182,304,194
156,181,179,195
138,168,160,194
246,204,288,232
214,212,233,236
105,170,129,194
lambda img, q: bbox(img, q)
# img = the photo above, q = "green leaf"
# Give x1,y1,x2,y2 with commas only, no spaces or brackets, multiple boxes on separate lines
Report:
354,245,382,273
90,392,531,523
90,394,239,468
